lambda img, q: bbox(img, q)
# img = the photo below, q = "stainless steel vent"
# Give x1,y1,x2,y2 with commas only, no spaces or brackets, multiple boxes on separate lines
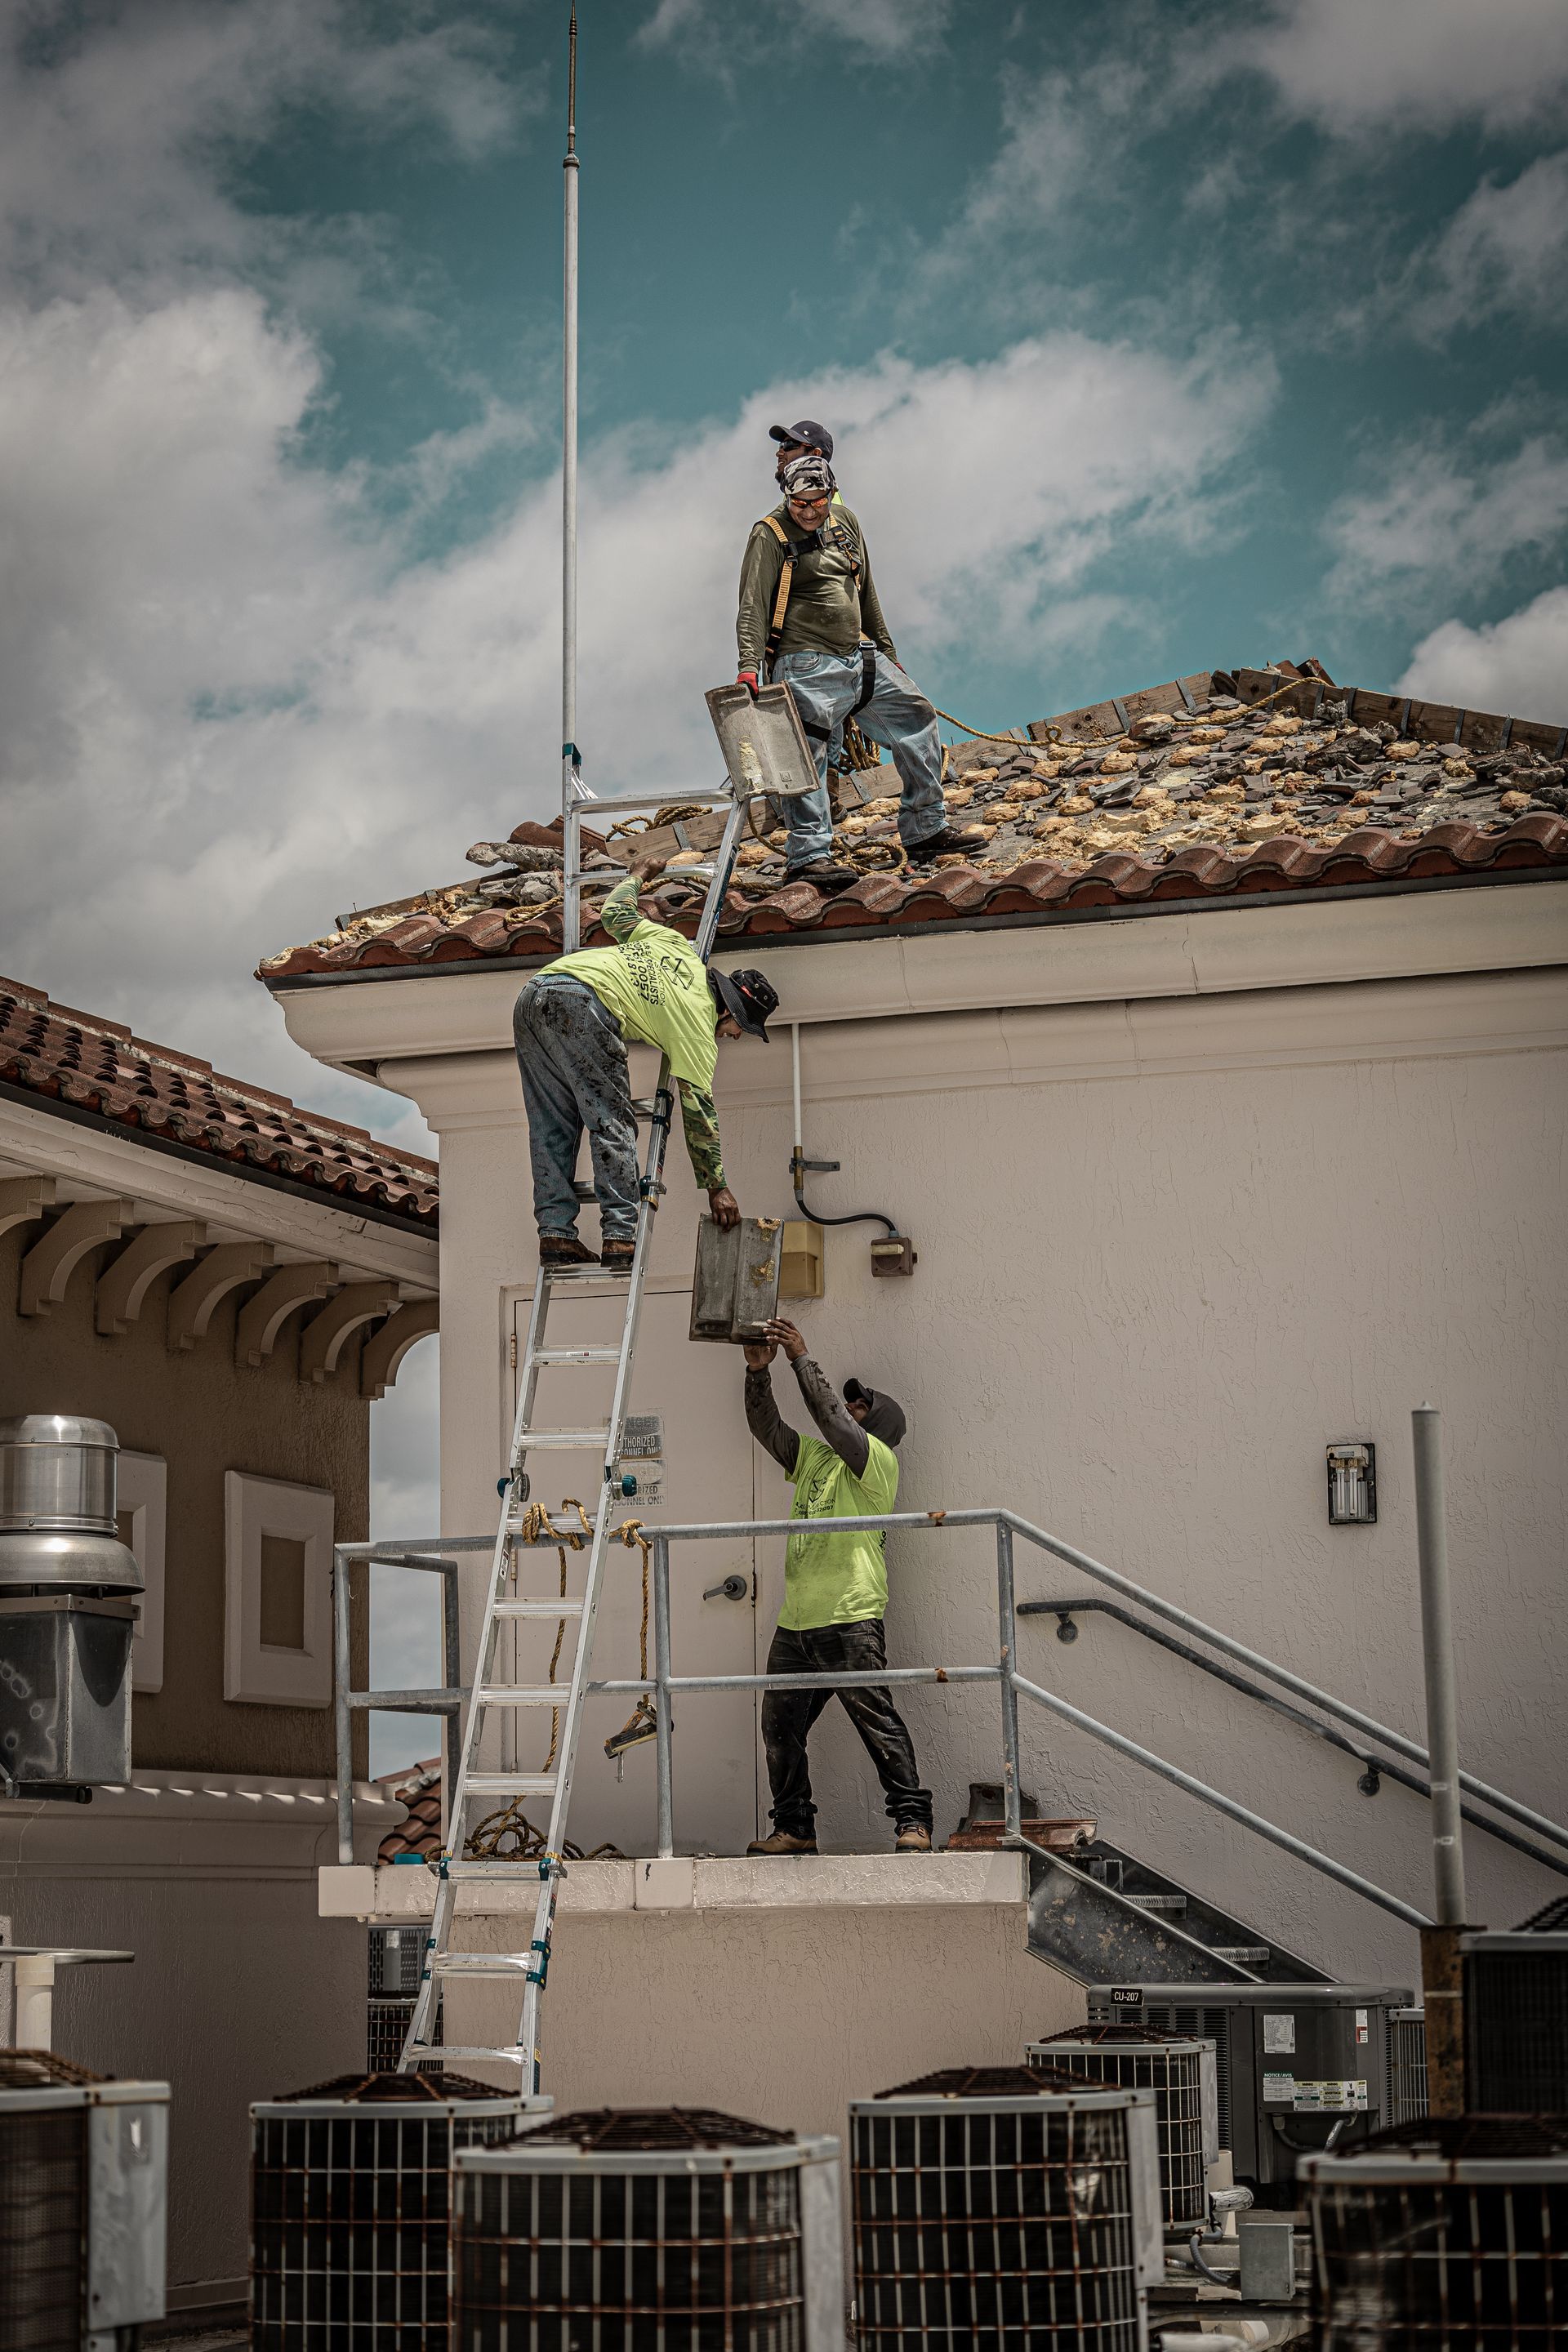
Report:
250,2069,530,2350
1028,2027,1218,2230
452,2106,843,2351
1303,2115,1568,2349
851,2066,1162,2350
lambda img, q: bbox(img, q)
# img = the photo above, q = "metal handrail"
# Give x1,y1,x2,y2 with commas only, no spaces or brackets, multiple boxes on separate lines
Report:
1023,1596,1568,1882
331,1501,1566,1929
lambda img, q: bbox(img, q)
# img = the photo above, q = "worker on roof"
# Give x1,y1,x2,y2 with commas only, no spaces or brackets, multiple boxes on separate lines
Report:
741,1314,933,1855
735,418,986,896
513,869,777,1270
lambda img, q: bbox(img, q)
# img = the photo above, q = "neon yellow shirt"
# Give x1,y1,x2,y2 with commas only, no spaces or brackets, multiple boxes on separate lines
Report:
779,1431,900,1631
545,900,719,1094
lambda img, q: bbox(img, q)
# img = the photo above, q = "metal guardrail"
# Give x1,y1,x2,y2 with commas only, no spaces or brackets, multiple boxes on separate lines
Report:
333,1502,1568,1933
1024,1595,1568,1882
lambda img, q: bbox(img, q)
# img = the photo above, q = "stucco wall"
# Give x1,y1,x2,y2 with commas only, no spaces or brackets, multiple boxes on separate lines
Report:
4,1784,380,2300
413,954,1567,1995
274,889,1568,1999
1,1224,369,1776
438,1897,1086,2152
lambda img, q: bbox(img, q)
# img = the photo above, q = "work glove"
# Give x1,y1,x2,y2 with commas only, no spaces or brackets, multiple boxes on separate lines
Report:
736,671,759,698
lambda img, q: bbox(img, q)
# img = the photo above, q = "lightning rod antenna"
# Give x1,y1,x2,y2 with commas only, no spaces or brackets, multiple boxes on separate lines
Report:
561,5,586,948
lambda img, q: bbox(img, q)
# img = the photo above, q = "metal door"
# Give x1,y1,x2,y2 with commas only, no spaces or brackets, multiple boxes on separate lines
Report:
510,1279,760,1857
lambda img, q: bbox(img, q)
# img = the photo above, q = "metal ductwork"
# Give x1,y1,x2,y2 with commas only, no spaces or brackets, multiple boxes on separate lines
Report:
0,1415,143,1789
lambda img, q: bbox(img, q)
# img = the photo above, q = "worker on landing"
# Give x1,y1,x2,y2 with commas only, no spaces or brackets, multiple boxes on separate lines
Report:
735,418,987,895
513,869,777,1269
742,1315,933,1855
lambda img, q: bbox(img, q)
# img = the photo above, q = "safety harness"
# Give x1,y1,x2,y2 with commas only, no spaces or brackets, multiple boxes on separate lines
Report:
759,509,879,751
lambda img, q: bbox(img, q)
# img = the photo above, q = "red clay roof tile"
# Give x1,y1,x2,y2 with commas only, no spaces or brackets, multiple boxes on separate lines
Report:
256,666,1568,982
0,975,437,1228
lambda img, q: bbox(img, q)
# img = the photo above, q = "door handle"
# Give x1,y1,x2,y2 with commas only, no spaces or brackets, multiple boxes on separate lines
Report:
703,1574,750,1602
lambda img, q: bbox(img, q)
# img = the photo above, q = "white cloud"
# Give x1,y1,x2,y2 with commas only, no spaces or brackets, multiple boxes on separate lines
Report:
0,0,529,301
1419,152,1568,333
1241,0,1568,134
1324,434,1568,594
638,0,952,65
0,285,1271,1123
1398,587,1568,728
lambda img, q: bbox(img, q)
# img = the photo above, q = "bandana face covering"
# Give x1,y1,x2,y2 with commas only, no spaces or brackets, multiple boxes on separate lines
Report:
781,452,835,502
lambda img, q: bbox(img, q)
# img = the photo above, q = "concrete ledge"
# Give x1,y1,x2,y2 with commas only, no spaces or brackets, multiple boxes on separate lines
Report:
331,1851,1027,1920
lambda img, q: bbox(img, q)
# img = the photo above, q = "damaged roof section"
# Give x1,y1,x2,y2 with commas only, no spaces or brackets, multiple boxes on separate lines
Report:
1,975,438,1227
257,663,1568,982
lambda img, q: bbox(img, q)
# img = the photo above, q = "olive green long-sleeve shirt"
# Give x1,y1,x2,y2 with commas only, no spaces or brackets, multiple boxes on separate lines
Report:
735,501,895,676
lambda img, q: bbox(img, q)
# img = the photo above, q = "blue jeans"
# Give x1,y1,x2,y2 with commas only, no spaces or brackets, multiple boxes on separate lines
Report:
772,646,947,868
513,975,640,1245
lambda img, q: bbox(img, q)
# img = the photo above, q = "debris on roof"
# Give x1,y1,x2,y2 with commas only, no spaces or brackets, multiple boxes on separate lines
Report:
1,973,438,1227
256,664,1568,981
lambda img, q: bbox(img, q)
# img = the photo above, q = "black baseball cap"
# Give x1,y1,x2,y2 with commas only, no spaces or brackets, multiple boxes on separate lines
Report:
768,419,833,460
709,965,778,1041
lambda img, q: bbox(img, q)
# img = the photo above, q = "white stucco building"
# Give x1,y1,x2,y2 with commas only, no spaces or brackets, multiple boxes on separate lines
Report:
270,661,1568,2136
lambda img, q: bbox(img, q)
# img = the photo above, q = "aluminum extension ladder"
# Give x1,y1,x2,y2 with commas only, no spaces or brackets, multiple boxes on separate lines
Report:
399,684,817,2093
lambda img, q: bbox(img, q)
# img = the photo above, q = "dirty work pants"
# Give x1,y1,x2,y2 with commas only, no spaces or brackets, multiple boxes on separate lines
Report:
762,1617,933,1838
771,647,947,871
512,973,639,1245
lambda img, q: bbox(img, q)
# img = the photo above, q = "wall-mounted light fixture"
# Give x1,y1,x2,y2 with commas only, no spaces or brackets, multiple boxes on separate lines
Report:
1326,1441,1376,1526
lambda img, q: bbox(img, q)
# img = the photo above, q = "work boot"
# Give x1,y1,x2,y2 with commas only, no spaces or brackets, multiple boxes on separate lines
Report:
782,858,858,896
539,1232,597,1267
599,1237,636,1273
903,822,988,866
894,1825,933,1854
746,1829,818,1855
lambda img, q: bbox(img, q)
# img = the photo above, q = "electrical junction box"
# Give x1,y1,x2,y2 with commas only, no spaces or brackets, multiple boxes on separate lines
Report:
778,1219,824,1301
870,1236,916,1278
689,1215,782,1343
1088,1982,1413,2194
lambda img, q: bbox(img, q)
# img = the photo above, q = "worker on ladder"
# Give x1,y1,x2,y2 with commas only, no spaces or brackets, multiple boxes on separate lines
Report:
741,1314,933,1855
514,870,777,1268
735,419,987,894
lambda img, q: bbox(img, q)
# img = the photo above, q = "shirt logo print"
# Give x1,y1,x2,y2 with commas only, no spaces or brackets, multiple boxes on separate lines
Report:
622,940,695,1009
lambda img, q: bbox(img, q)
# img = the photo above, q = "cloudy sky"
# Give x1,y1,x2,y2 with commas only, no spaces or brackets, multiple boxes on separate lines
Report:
5,0,1566,1755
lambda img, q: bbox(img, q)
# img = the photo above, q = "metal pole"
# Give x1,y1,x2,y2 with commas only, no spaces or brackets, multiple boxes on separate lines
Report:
333,1547,354,1864
996,1522,1023,1838
560,3,583,951
442,1561,462,1848
653,1535,675,1858
1413,1404,1468,2114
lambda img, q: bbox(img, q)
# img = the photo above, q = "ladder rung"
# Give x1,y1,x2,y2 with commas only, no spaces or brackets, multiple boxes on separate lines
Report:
434,2046,528,2065
541,1262,632,1282
434,1953,537,1977
516,1429,612,1450
495,1597,586,1618
461,1774,559,1797
529,1348,622,1366
568,791,728,814
476,1686,569,1708
445,1860,564,1879
1211,1944,1270,1962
